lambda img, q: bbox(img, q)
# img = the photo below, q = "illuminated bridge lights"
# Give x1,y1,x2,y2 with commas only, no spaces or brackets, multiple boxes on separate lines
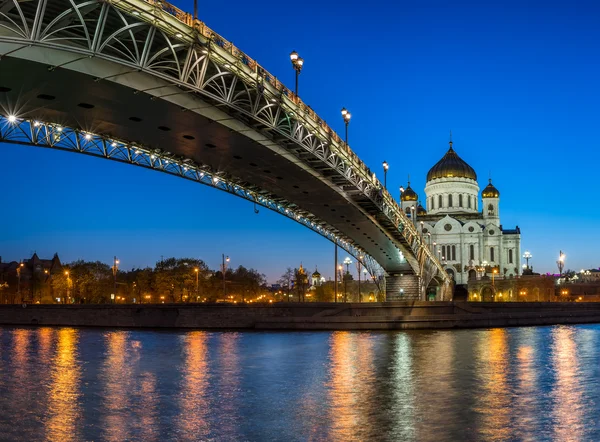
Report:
0,113,380,279
0,0,451,295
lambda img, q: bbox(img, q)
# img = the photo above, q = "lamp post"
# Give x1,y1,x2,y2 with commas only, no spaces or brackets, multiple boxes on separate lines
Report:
112,256,119,304
338,265,345,302
399,185,404,204
194,267,199,302
356,256,363,303
341,108,351,147
17,262,23,303
343,257,352,302
382,161,389,189
222,254,230,299
64,270,70,304
289,50,304,97
557,251,565,280
523,251,532,270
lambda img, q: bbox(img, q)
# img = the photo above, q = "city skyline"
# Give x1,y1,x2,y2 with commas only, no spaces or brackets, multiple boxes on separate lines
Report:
2,0,600,281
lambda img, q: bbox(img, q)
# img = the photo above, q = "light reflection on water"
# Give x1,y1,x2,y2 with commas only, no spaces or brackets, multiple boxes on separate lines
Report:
1,325,600,441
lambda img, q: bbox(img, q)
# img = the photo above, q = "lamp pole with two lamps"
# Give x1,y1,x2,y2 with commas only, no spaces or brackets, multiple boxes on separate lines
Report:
289,51,304,97
343,257,352,303
557,251,565,281
523,251,532,270
341,108,351,146
382,161,389,189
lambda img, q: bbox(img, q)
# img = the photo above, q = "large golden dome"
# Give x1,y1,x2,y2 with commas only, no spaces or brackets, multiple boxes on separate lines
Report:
426,142,477,181
482,179,500,198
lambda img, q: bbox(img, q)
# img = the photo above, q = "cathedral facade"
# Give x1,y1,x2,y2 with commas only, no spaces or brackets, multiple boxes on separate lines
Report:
401,140,521,286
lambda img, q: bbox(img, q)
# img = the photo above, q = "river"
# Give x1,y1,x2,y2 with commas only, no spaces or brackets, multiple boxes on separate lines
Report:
0,325,598,441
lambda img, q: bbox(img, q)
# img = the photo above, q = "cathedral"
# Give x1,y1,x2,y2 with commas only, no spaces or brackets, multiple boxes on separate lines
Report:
400,139,521,286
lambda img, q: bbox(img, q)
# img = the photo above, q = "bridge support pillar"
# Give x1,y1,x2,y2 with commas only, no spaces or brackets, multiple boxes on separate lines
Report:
385,274,420,301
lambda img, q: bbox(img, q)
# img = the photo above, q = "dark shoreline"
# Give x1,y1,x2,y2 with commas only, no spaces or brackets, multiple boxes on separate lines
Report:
1,301,600,330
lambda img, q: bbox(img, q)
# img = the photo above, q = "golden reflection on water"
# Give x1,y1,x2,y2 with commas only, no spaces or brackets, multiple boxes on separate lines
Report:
216,333,241,437
12,328,32,383
45,328,81,442
390,333,415,441
102,332,133,442
513,329,539,440
177,331,210,439
38,327,53,361
476,328,511,441
550,326,583,441
412,332,457,440
327,331,375,441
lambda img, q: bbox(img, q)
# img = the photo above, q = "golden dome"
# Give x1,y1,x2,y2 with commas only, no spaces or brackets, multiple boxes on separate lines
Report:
312,268,321,278
401,182,418,202
482,179,500,198
417,203,427,216
427,142,477,181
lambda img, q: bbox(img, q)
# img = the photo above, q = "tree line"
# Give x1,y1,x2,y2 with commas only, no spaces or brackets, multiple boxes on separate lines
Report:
1,257,268,304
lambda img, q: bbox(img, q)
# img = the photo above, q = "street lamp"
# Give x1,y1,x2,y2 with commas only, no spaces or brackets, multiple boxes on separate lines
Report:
112,256,119,304
557,251,565,280
399,185,404,203
341,108,351,147
64,270,70,304
523,251,532,270
343,257,352,303
289,50,304,97
338,264,344,302
356,256,364,303
194,267,199,301
17,262,24,303
222,254,230,299
382,161,389,189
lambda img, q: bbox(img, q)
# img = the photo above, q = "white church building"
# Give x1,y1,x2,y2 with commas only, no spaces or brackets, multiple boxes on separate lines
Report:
400,139,521,285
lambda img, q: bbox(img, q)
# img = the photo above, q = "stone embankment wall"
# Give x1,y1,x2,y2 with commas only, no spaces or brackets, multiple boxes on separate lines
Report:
1,302,600,330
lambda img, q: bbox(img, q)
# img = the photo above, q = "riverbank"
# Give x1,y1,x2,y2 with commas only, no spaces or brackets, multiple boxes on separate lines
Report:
1,301,600,330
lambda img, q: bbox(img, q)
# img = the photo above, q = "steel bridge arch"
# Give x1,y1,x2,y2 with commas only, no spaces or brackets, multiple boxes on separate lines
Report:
0,114,386,282
0,0,452,297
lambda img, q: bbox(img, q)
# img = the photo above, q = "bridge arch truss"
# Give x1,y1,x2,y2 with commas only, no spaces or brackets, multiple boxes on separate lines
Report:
0,0,452,298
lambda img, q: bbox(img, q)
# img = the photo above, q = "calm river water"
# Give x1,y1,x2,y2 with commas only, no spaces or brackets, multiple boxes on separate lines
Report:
1,325,599,441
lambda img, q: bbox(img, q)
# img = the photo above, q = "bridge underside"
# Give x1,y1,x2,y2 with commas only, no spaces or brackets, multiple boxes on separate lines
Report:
0,56,413,274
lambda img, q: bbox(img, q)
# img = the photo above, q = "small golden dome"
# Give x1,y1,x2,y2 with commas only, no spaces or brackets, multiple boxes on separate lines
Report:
401,182,418,202
417,203,427,216
482,179,500,198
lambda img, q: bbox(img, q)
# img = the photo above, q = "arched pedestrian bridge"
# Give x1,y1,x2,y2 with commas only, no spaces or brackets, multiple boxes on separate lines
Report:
0,0,452,299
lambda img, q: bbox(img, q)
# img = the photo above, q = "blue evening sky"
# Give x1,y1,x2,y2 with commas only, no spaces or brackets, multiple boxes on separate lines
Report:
2,0,599,281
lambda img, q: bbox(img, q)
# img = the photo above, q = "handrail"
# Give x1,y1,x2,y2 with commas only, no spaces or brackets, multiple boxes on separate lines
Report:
134,0,449,280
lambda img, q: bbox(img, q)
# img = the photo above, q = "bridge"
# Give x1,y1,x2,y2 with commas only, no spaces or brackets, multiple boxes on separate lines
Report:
0,0,452,299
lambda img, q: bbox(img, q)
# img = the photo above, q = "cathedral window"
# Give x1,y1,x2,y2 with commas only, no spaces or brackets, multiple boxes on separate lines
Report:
490,247,495,262
459,194,463,207
441,246,446,260
509,249,513,264
438,195,443,208
431,197,434,210
452,245,456,261
488,204,494,216
448,194,453,207
469,244,475,260
468,195,472,209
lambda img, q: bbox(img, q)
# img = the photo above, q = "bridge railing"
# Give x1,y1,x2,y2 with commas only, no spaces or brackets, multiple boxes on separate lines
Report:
140,0,370,178
137,0,448,281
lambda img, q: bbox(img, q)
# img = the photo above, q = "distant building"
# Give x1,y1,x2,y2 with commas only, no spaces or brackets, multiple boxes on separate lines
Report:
401,138,521,285
468,275,555,302
0,253,63,303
